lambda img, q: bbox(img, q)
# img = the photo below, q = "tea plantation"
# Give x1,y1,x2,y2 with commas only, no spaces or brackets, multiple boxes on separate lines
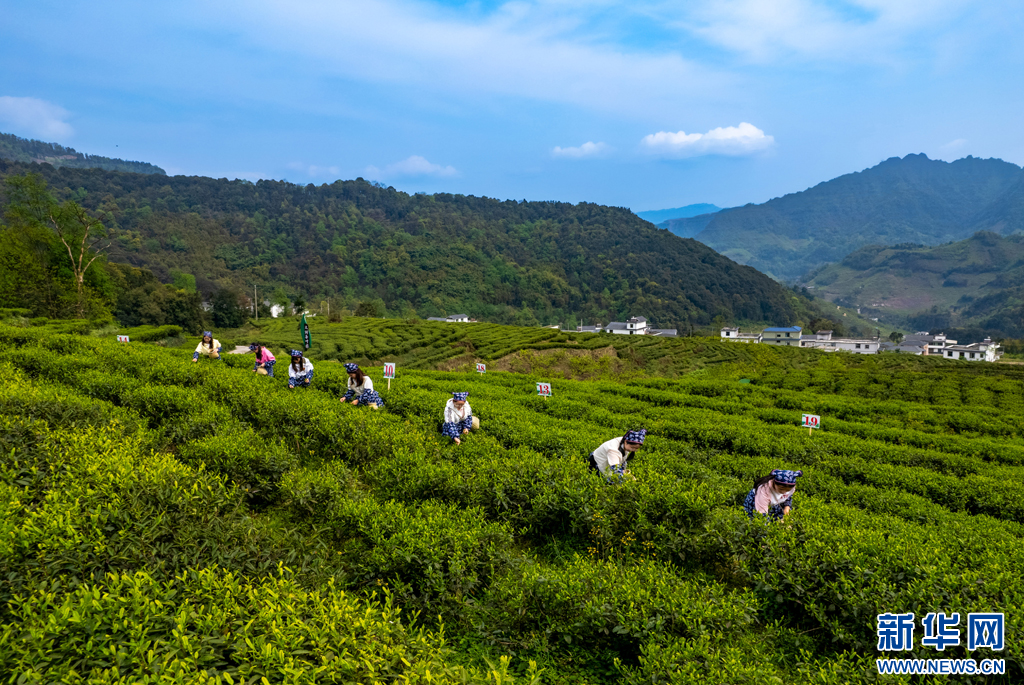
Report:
0,322,1021,683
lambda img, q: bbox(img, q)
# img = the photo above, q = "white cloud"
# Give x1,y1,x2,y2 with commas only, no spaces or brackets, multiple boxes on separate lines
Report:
683,0,973,64
0,96,73,140
287,161,341,178
205,0,723,117
552,141,609,159
641,122,774,158
365,155,458,180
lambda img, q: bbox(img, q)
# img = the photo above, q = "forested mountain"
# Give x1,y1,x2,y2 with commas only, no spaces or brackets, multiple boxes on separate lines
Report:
0,160,819,331
804,231,1024,337
0,131,165,175
675,154,1024,281
635,203,721,224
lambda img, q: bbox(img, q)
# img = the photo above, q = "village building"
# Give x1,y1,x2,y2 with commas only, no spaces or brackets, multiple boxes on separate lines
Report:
799,330,880,354
762,326,802,346
427,314,472,323
605,316,649,335
720,327,762,343
939,338,1002,362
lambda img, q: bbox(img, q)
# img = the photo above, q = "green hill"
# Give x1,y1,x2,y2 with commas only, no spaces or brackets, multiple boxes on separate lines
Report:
0,131,165,175
803,231,1024,336
678,154,1024,281
0,160,812,331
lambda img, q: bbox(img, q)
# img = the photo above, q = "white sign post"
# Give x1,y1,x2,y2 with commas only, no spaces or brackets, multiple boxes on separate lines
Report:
383,362,396,390
476,363,486,374
117,335,130,343
801,413,820,435
536,382,552,397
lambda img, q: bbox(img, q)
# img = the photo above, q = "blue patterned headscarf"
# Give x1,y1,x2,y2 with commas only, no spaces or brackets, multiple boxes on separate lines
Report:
249,343,260,351
344,363,360,373
203,331,213,338
772,469,803,485
624,429,647,444
289,349,304,358
452,392,469,401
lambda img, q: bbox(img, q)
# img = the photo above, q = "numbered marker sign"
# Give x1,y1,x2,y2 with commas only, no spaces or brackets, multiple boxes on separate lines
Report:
802,414,821,429
476,363,486,373
536,382,552,397
117,335,130,343
383,362,396,379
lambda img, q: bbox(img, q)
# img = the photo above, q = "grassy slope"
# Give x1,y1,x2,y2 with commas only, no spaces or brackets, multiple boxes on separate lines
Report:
803,232,1024,332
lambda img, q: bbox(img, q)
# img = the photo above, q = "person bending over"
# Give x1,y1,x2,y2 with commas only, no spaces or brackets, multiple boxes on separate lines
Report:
588,429,645,482
287,350,314,389
341,363,384,408
192,332,221,362
442,392,479,444
743,469,802,521
250,343,276,377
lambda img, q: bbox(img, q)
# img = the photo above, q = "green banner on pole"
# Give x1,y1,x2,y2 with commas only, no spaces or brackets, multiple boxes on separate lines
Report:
300,312,312,350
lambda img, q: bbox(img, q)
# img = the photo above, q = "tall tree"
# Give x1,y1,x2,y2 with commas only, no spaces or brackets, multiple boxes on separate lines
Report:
4,174,110,319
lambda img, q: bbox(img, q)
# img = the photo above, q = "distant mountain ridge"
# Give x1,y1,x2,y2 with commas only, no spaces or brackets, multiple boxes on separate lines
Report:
636,203,722,224
678,154,1024,281
0,131,165,175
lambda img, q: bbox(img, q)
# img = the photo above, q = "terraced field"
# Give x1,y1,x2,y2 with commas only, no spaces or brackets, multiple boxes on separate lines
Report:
0,322,1020,683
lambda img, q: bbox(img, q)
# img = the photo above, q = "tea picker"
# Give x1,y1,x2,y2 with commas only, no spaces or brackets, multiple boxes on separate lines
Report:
287,349,315,389
192,331,222,362
743,469,802,521
442,392,479,445
341,363,384,408
249,342,276,377
587,429,645,482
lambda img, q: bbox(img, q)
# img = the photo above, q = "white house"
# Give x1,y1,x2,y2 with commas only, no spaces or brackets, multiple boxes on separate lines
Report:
939,338,1002,362
605,316,649,335
720,327,762,343
426,314,471,323
799,330,880,354
902,332,956,356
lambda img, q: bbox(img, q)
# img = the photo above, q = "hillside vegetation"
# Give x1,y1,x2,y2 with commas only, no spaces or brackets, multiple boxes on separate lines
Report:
0,131,165,175
673,154,1024,281
0,162,812,331
804,231,1024,337
1,321,1022,682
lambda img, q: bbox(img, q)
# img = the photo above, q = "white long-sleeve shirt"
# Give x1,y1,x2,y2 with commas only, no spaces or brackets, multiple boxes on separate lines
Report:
444,398,473,424
288,357,314,378
195,339,221,354
591,436,627,473
347,375,375,398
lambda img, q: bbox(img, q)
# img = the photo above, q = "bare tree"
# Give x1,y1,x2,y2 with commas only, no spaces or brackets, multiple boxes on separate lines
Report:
48,202,110,319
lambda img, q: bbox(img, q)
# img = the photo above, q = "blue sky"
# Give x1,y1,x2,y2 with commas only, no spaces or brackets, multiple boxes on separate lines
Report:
1,0,1022,212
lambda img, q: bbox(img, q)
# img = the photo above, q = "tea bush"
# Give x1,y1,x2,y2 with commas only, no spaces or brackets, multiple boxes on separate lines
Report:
2,321,1023,682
